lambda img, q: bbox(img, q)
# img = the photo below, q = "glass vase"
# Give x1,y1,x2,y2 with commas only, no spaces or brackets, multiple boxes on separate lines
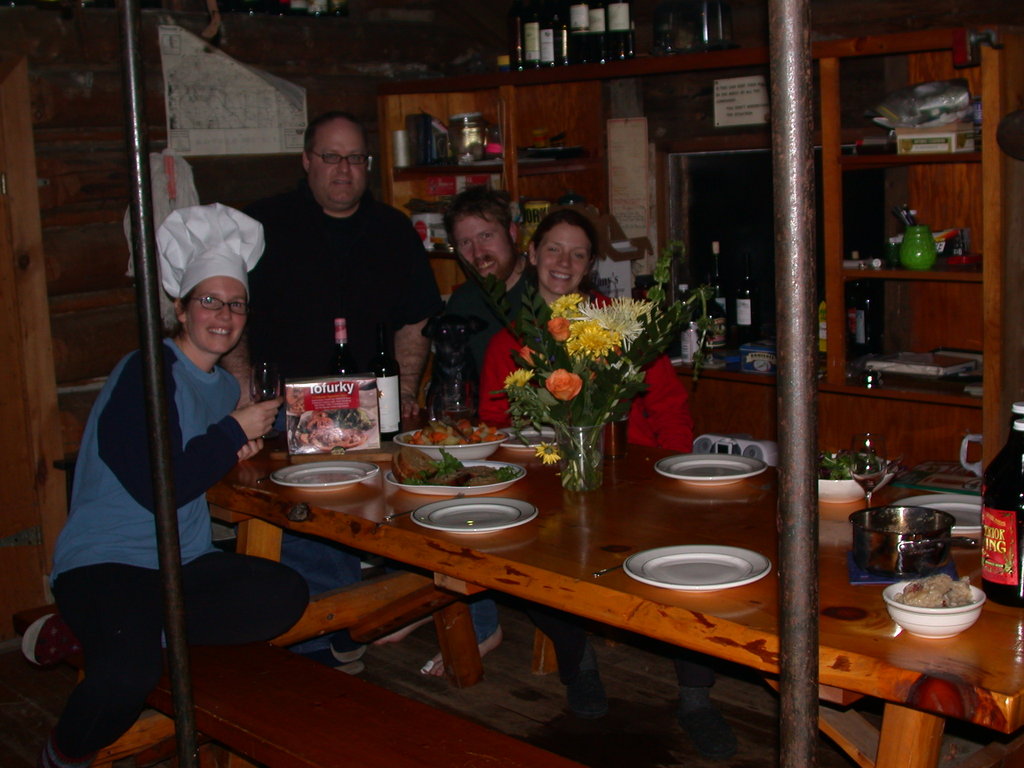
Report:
553,424,605,491
898,225,937,270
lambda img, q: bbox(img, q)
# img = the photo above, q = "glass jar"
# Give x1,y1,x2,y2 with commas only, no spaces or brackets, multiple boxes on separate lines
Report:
447,112,488,165
652,0,734,55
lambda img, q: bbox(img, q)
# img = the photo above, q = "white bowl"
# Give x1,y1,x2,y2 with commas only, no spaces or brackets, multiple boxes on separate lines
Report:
393,432,508,461
882,582,986,639
817,478,864,504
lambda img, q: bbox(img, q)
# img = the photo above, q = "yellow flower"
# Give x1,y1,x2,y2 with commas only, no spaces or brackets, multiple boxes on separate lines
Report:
535,443,561,464
504,369,535,388
566,320,621,359
550,293,584,318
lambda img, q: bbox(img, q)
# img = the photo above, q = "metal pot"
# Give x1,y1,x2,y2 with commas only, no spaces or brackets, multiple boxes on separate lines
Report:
849,505,978,577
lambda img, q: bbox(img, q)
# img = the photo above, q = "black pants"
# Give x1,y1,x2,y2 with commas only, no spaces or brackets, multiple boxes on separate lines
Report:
51,552,308,758
528,605,715,688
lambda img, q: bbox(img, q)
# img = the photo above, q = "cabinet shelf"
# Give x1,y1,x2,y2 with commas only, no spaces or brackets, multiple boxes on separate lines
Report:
819,380,982,408
392,158,601,183
840,266,982,283
839,152,980,170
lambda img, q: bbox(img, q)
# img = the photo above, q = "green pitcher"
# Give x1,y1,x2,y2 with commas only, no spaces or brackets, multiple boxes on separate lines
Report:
899,225,938,270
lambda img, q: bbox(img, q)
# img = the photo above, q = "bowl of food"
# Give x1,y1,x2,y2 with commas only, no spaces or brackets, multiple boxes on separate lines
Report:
818,451,865,503
394,421,508,460
882,574,985,639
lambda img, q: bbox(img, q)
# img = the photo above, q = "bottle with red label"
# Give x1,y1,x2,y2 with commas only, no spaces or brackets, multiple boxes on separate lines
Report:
981,416,1024,606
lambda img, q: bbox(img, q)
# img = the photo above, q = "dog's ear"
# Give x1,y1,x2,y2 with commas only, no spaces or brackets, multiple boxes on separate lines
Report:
422,314,441,339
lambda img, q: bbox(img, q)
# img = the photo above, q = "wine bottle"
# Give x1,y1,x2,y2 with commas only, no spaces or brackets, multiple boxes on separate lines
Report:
982,418,1024,606
980,402,1024,500
732,253,759,347
568,1,590,64
523,0,542,68
605,0,631,60
706,242,727,349
332,317,357,375
845,270,884,357
551,1,570,66
587,0,607,64
539,0,555,67
508,0,526,70
373,323,401,441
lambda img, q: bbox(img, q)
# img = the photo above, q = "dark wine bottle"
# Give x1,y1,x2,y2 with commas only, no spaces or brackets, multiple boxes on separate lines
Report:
982,417,1024,606
706,242,727,349
373,323,401,441
568,1,590,64
845,278,884,357
523,0,542,68
508,0,526,71
604,0,631,60
587,0,607,64
332,317,357,375
539,0,555,66
551,1,570,66
733,252,758,346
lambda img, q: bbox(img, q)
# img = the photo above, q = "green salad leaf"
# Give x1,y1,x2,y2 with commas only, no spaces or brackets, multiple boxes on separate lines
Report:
819,451,854,480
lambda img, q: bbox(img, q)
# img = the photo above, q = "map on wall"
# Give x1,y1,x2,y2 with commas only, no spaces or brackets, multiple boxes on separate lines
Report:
159,25,307,156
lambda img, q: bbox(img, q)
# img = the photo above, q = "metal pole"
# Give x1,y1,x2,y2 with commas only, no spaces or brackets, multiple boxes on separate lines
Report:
118,0,200,764
768,0,820,765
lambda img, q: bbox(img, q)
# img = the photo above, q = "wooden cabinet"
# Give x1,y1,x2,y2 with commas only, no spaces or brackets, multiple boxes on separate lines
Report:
818,29,1023,463
377,29,1024,466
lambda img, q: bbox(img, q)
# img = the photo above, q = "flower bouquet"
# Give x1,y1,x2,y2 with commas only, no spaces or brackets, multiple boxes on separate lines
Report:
499,251,703,490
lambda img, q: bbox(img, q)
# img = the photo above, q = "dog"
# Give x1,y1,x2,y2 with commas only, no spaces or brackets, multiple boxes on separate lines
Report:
422,313,487,422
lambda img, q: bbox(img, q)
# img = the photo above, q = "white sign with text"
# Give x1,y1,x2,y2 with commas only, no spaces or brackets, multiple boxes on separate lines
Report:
714,76,770,127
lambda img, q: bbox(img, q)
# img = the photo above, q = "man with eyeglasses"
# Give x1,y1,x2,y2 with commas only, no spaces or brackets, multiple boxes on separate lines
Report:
233,111,442,675
239,110,442,416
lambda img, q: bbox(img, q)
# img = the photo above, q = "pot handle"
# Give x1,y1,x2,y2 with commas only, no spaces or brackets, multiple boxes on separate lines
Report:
898,536,978,555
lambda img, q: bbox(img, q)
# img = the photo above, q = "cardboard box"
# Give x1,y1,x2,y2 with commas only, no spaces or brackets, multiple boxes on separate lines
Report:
285,376,380,455
740,339,777,374
895,123,975,154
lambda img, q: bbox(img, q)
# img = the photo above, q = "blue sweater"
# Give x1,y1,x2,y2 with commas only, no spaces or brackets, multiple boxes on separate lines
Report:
52,339,247,581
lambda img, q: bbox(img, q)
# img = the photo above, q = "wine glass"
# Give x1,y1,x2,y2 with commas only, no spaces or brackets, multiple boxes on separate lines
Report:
250,361,281,438
850,433,888,504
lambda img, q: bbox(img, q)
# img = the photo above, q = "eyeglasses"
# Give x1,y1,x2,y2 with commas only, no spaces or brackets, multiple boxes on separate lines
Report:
190,296,250,315
311,151,372,168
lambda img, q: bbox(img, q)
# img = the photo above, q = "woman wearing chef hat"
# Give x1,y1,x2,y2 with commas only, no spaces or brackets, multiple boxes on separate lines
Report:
24,204,309,768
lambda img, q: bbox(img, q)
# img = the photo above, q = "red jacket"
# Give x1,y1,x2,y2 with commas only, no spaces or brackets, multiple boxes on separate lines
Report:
479,305,694,453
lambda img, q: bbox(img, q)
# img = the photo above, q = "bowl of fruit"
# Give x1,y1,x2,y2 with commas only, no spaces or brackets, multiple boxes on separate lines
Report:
394,420,508,460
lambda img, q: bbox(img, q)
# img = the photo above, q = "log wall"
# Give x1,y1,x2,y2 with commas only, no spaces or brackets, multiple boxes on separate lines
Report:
1,0,1021,455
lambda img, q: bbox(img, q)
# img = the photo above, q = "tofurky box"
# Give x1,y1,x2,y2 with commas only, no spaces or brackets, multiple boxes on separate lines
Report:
895,122,975,154
740,339,777,374
284,376,380,455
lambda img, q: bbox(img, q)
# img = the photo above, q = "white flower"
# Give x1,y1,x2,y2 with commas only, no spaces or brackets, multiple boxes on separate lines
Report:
578,298,653,351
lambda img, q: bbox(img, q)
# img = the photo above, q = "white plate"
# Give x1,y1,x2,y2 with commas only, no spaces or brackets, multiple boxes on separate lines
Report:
499,426,557,450
270,461,380,490
411,497,537,534
384,461,526,496
898,493,982,534
654,455,768,485
624,545,772,591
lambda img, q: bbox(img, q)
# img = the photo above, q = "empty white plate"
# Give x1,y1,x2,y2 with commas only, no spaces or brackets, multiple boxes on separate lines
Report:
624,545,772,591
270,461,379,490
654,455,768,485
898,493,981,534
411,498,538,534
499,426,557,450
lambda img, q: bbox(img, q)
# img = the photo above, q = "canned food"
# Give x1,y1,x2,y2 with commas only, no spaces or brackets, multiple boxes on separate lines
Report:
519,199,550,251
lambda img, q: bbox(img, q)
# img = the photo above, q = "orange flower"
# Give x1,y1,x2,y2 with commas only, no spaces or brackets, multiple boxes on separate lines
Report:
547,317,571,342
545,369,583,401
519,345,535,366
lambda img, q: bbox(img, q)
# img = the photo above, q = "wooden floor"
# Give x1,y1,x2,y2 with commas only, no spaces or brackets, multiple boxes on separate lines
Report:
0,598,1000,767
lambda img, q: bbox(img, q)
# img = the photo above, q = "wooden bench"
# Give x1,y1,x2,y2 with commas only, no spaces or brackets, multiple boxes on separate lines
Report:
14,607,585,768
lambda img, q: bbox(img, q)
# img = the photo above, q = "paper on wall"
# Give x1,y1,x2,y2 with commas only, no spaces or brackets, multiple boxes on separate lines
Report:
159,25,307,156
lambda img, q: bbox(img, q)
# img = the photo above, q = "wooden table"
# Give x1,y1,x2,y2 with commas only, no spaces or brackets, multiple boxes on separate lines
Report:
207,445,1024,768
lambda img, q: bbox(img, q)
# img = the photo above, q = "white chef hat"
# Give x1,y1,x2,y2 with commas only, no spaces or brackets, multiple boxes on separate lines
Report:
156,203,264,298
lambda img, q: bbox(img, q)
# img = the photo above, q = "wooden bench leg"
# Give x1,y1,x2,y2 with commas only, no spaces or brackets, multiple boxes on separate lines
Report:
433,601,483,688
532,628,558,675
90,709,176,767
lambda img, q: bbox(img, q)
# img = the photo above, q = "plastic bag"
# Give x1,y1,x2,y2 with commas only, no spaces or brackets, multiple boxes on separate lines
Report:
868,78,972,129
